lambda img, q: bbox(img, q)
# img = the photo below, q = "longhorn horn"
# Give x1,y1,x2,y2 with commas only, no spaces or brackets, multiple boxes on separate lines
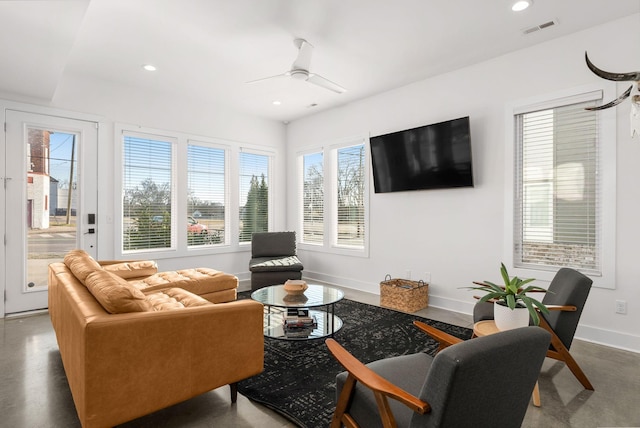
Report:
585,52,640,82
585,85,633,111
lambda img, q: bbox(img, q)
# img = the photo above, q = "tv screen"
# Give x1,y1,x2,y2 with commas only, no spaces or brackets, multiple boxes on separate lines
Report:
370,116,473,193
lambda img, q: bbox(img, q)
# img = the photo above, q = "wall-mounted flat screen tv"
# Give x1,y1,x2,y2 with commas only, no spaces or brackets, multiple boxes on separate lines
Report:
370,116,473,193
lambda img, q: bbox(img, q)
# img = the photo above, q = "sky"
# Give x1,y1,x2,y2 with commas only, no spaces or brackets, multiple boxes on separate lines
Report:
48,132,76,185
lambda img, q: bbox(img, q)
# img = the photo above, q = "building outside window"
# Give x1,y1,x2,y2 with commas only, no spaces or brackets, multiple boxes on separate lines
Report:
514,96,601,274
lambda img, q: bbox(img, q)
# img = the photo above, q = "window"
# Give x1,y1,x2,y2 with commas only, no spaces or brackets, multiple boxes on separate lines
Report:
122,133,174,251
297,138,368,255
239,151,270,242
513,91,606,275
335,143,366,249
187,143,226,246
301,152,324,244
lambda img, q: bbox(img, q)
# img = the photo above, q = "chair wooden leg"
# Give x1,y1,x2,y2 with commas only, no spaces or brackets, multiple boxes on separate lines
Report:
532,382,540,407
551,345,594,391
230,382,238,403
332,374,358,428
539,319,594,391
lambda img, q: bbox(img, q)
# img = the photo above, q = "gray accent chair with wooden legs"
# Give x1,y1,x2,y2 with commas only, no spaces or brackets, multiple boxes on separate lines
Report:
473,267,594,390
249,231,303,291
326,322,551,428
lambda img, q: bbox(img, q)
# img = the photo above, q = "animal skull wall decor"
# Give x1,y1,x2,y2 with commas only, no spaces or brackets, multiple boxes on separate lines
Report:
584,52,640,138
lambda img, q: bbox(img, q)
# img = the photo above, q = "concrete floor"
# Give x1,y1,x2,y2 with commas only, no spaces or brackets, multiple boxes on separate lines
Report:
1,287,638,428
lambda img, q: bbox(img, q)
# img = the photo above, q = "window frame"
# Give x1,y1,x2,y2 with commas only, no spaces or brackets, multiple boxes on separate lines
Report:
237,148,273,245
296,135,370,258
298,149,325,246
120,129,177,254
115,124,274,259
504,83,617,289
186,139,230,248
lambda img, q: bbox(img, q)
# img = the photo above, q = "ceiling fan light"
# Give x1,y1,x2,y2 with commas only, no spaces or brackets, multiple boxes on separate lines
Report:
142,64,157,71
512,0,532,12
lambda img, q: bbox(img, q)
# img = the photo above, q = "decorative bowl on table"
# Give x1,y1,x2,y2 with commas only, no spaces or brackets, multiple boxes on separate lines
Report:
284,280,308,295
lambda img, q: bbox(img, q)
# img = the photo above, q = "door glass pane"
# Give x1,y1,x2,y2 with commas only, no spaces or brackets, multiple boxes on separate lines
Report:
27,129,77,289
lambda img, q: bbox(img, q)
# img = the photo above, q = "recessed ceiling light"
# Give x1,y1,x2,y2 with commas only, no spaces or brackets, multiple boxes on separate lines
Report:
512,0,532,12
272,100,282,106
142,64,157,71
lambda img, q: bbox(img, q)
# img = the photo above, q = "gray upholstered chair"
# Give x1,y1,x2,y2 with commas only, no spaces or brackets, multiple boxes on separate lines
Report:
326,323,550,428
473,267,593,390
249,231,303,291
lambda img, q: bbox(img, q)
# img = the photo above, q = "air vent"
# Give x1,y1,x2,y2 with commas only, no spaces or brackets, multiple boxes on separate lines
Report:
522,19,558,35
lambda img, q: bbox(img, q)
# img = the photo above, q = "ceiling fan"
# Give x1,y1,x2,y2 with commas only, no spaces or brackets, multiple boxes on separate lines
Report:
248,38,346,94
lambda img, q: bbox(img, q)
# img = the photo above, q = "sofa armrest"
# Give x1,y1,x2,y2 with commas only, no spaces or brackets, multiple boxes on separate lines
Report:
80,300,264,427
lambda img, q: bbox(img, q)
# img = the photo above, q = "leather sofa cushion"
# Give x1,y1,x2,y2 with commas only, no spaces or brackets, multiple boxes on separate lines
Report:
103,260,158,279
145,288,212,311
249,255,304,272
63,249,102,284
128,268,238,295
85,270,152,313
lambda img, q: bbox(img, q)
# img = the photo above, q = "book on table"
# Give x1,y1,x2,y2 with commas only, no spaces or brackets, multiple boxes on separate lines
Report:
284,308,317,329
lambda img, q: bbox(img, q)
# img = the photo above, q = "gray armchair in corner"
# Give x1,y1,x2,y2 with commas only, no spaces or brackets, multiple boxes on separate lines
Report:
249,231,303,291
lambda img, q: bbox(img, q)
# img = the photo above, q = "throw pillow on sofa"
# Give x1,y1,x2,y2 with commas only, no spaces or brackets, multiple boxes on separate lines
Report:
85,270,152,313
103,260,158,279
64,249,102,284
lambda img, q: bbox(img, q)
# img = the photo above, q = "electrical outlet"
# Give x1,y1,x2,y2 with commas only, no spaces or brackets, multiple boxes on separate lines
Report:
406,270,411,280
615,300,627,314
424,272,431,283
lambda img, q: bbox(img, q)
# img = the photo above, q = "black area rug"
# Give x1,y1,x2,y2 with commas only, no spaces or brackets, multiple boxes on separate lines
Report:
236,292,473,428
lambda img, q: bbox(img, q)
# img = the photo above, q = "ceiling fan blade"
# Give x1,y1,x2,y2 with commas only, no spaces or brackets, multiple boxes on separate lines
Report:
292,38,313,71
307,73,346,94
246,71,290,84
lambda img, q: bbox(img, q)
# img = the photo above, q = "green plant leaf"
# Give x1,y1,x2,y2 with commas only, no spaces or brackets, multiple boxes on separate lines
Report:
523,299,540,325
506,294,516,309
531,298,549,315
520,284,546,294
500,263,510,286
518,278,536,287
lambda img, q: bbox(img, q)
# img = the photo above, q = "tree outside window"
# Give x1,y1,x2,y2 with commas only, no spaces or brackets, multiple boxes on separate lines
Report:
239,152,269,242
122,135,173,251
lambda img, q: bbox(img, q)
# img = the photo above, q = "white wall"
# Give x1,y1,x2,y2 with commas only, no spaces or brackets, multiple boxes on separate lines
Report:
2,71,287,282
286,14,640,352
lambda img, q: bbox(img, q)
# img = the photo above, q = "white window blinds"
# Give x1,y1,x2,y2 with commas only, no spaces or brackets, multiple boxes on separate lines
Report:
336,144,365,248
122,134,174,251
514,98,600,273
239,151,269,242
187,143,226,246
302,152,324,244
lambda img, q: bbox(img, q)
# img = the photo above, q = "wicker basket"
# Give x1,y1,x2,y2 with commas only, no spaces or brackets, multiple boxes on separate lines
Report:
380,275,429,313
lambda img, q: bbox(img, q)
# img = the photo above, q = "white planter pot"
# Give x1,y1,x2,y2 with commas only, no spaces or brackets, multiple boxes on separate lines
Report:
494,303,530,331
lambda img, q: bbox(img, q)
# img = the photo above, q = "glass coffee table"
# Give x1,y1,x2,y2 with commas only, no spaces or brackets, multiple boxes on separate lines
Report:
251,284,344,340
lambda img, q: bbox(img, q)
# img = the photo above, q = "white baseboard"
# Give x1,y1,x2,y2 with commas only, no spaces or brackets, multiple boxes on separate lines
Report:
301,270,640,354
575,324,640,354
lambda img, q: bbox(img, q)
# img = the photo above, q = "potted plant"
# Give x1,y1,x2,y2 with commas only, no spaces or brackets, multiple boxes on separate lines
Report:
469,263,549,330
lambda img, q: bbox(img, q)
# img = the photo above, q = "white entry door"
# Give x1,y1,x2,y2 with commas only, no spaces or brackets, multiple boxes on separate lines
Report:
4,110,98,314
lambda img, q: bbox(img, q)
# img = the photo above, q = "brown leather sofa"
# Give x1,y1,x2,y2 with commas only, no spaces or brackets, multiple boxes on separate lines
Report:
48,250,264,428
